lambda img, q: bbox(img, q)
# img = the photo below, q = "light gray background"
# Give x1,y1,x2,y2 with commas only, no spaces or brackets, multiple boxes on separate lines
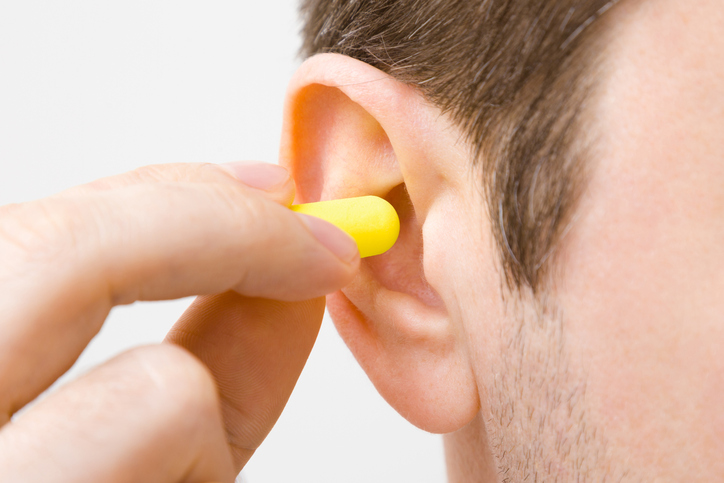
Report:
0,1,446,482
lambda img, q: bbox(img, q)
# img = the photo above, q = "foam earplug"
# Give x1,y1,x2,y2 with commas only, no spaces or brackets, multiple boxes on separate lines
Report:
291,196,400,258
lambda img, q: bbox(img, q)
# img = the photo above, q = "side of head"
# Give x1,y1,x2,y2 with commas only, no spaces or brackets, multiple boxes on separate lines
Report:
299,0,614,292
282,0,724,480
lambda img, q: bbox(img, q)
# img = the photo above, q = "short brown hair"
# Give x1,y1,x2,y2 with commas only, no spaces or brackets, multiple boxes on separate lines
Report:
300,0,620,293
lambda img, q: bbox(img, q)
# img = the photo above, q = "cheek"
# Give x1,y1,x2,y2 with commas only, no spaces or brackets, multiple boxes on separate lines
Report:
558,161,724,473
556,4,724,469
704,369,724,451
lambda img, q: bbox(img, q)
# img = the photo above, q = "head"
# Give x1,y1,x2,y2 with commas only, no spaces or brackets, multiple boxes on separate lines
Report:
281,0,724,480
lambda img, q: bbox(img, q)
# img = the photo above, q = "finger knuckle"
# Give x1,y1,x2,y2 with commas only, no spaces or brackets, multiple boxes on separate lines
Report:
130,163,215,184
0,199,84,265
129,164,174,183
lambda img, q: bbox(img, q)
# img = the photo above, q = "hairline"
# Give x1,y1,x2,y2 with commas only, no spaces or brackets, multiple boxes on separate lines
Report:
299,0,623,297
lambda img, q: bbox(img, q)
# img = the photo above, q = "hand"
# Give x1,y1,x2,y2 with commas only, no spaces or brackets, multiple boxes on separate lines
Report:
0,162,360,482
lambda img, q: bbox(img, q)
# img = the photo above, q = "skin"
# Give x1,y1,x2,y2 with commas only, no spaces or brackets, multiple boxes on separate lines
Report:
559,0,724,477
1,0,720,480
282,0,724,480
0,162,360,482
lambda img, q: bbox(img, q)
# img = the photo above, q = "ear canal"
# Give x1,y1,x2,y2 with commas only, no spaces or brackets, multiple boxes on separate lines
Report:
368,184,444,309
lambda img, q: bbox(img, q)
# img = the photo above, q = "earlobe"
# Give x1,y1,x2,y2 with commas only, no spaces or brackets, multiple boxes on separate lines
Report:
280,53,480,433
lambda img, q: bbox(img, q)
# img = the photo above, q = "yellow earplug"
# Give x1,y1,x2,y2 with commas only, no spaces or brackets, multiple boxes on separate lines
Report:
291,196,400,258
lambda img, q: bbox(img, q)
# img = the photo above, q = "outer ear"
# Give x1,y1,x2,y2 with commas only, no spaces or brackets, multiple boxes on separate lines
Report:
280,53,479,433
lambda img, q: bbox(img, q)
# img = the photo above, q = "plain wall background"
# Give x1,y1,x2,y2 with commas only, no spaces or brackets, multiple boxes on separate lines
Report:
0,2,446,482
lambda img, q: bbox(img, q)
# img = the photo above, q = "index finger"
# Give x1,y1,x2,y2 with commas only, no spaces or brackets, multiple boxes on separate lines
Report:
0,162,359,422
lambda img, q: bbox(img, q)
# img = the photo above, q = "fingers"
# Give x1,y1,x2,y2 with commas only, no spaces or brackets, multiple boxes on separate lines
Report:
0,344,236,483
0,162,359,422
166,293,326,472
62,162,294,208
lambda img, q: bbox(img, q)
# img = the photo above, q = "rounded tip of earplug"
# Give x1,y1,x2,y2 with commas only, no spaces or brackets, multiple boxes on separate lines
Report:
291,196,400,258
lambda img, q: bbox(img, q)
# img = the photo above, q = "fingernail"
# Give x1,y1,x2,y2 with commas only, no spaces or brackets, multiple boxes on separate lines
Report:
220,162,290,190
296,213,360,264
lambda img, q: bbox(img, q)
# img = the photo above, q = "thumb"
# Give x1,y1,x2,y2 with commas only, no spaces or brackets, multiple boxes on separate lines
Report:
165,291,325,472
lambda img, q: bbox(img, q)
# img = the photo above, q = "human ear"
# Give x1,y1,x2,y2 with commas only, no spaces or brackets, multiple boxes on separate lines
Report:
280,54,479,433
